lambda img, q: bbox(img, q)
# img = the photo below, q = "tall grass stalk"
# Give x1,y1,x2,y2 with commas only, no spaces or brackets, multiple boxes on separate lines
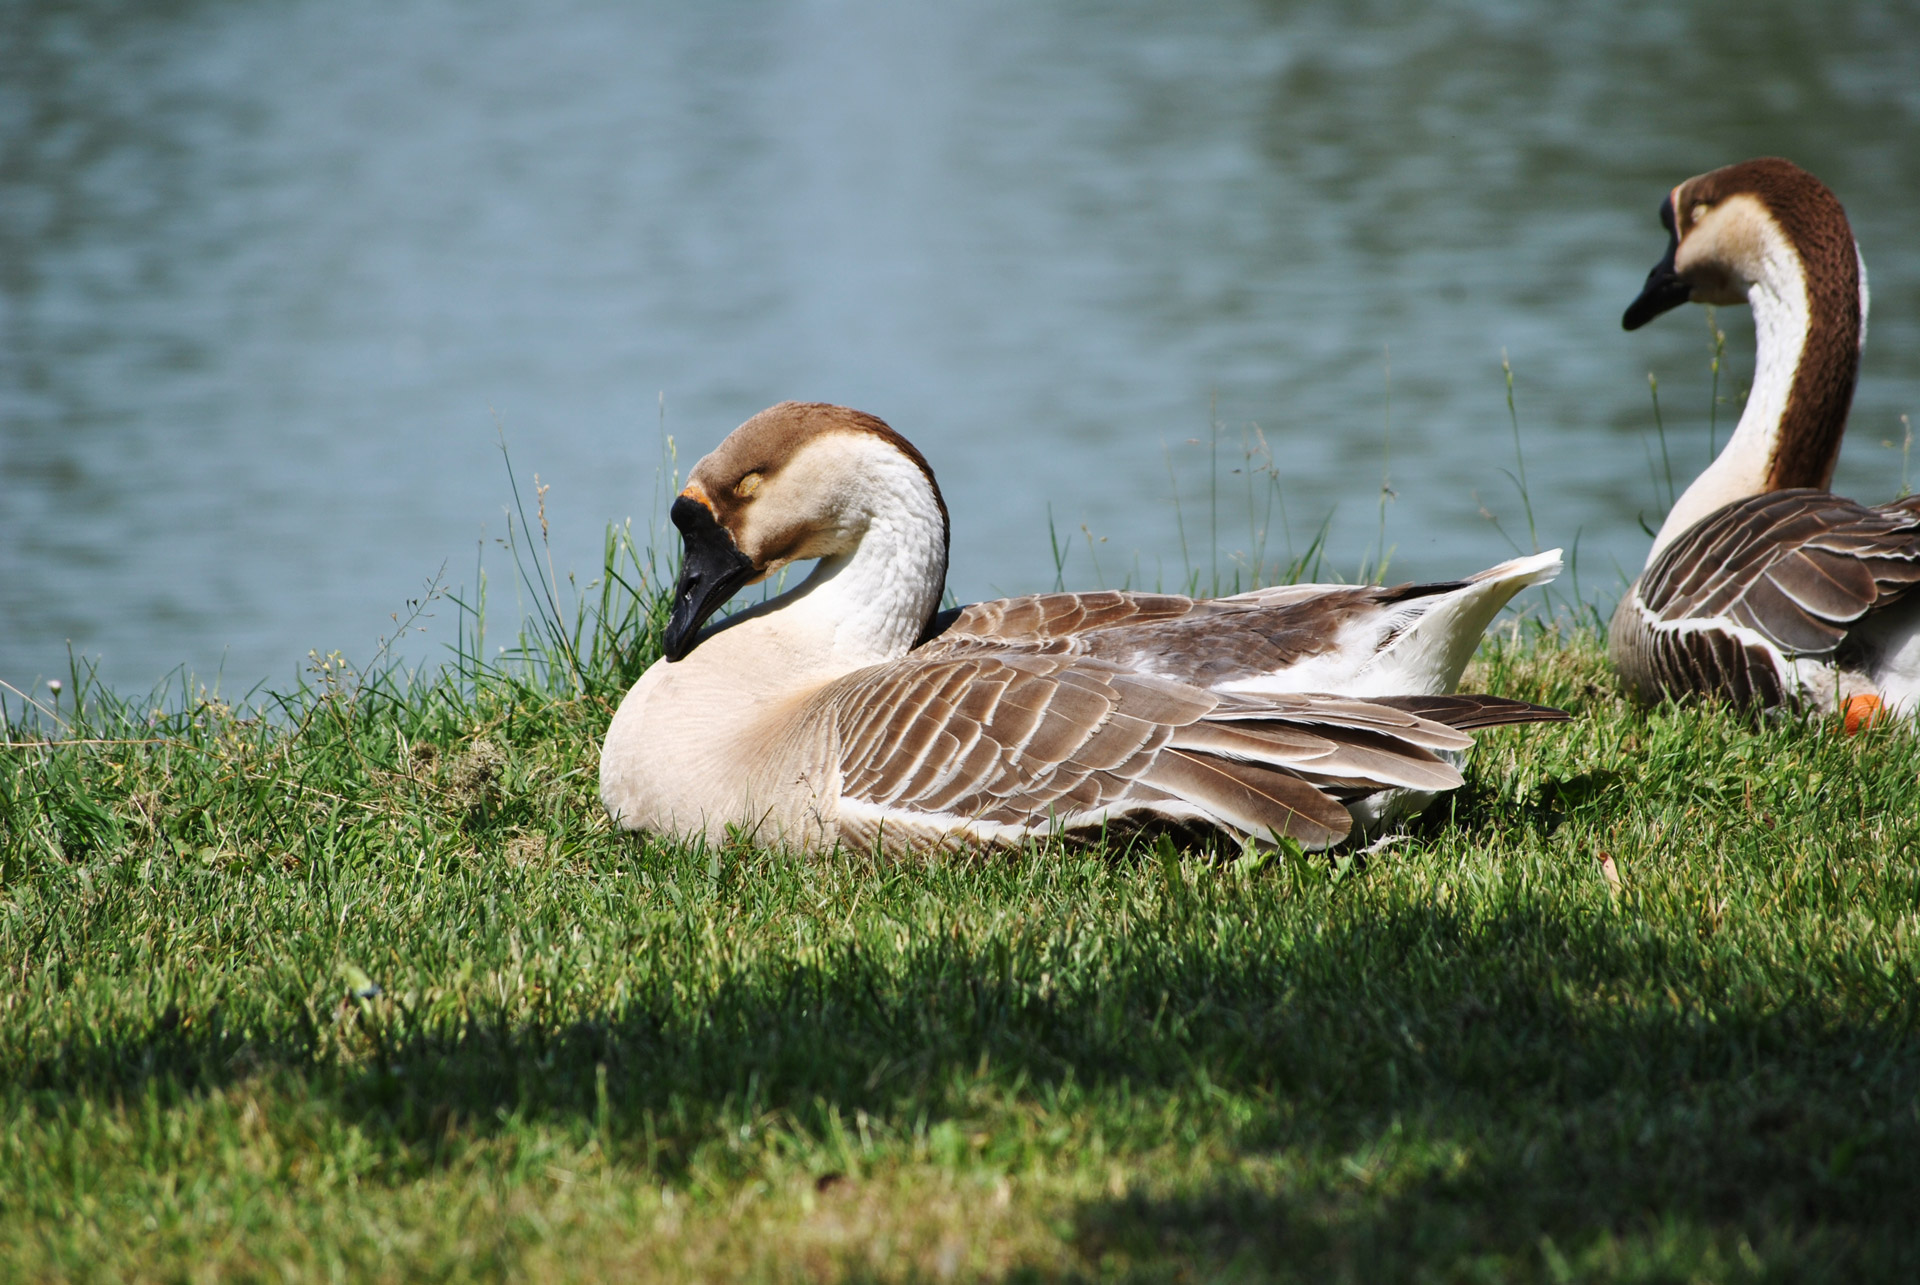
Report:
1208,392,1220,597
1243,423,1280,578
1899,413,1914,498
1500,350,1540,554
1080,523,1110,588
493,439,589,699
1047,503,1068,592
1366,344,1396,585
1647,370,1676,513
1705,307,1728,458
1162,441,1193,593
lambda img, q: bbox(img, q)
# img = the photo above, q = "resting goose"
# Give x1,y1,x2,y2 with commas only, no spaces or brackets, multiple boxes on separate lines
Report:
599,401,1568,855
1616,157,1920,718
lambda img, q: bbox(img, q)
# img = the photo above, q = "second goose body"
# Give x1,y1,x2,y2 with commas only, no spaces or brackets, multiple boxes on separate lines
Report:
1616,158,1920,717
600,402,1566,856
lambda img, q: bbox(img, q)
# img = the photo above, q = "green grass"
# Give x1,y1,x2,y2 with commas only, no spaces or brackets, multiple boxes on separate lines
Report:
4,534,1920,1282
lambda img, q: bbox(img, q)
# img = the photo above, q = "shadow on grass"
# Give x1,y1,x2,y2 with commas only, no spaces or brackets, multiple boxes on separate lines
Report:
20,897,1920,1277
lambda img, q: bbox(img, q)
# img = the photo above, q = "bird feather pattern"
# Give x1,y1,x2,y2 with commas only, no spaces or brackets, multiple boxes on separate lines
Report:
1624,489,1920,705
808,651,1565,854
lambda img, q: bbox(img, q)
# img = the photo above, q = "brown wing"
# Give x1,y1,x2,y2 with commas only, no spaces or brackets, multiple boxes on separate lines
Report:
812,652,1563,853
1629,489,1920,703
925,589,1202,646
916,581,1478,687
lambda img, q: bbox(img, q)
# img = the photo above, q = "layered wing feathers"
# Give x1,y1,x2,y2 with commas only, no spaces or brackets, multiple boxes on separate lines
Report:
1626,489,1920,703
816,653,1563,852
921,583,1453,686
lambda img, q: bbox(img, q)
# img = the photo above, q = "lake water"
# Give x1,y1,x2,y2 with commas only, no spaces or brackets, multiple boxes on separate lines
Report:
4,0,1918,699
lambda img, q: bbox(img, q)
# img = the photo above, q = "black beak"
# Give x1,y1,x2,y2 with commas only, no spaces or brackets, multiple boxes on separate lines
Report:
662,494,756,662
1622,196,1691,331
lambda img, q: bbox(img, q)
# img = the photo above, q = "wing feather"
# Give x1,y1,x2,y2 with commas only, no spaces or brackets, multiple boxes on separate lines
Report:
1364,693,1574,730
1169,721,1462,793
1152,750,1353,847
1623,489,1920,705
914,576,1545,691
809,652,1565,852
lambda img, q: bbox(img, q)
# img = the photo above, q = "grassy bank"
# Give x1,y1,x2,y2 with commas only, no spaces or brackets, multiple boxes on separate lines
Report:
4,537,1920,1282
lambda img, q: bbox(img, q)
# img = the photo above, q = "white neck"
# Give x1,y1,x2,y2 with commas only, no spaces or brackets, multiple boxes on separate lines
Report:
598,428,950,843
1648,239,1810,560
695,446,948,688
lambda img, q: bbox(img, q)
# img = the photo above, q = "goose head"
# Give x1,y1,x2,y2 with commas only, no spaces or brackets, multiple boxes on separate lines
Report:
663,401,950,662
1622,159,1868,522
1622,157,1858,331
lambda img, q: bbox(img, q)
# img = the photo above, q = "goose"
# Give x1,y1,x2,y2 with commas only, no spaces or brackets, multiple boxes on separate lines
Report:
599,401,1568,856
1615,157,1920,721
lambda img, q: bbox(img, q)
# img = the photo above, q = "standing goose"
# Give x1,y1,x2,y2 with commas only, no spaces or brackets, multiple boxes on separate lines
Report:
1616,157,1920,719
600,401,1566,856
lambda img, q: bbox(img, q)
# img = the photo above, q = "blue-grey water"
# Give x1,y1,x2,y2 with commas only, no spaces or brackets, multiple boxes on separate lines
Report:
4,0,1918,699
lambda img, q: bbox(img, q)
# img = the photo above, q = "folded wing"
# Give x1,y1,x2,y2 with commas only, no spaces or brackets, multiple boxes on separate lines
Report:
1632,489,1920,703
816,652,1568,854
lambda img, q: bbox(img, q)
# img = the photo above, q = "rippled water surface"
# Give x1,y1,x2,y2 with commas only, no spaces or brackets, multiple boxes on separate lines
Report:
4,0,1918,695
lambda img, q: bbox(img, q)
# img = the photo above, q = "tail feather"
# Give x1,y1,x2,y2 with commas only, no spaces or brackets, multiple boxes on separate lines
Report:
1128,690,1568,850
1362,548,1563,695
1465,548,1565,589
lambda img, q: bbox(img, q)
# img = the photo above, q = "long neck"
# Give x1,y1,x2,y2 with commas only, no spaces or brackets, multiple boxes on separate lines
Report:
781,491,950,669
698,458,949,687
1648,233,1864,561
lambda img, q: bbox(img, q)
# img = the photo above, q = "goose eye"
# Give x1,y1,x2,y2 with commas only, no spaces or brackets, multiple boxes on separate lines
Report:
734,472,762,499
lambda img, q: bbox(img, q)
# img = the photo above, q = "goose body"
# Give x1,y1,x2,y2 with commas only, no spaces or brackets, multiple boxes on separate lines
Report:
599,402,1567,855
1615,158,1920,716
